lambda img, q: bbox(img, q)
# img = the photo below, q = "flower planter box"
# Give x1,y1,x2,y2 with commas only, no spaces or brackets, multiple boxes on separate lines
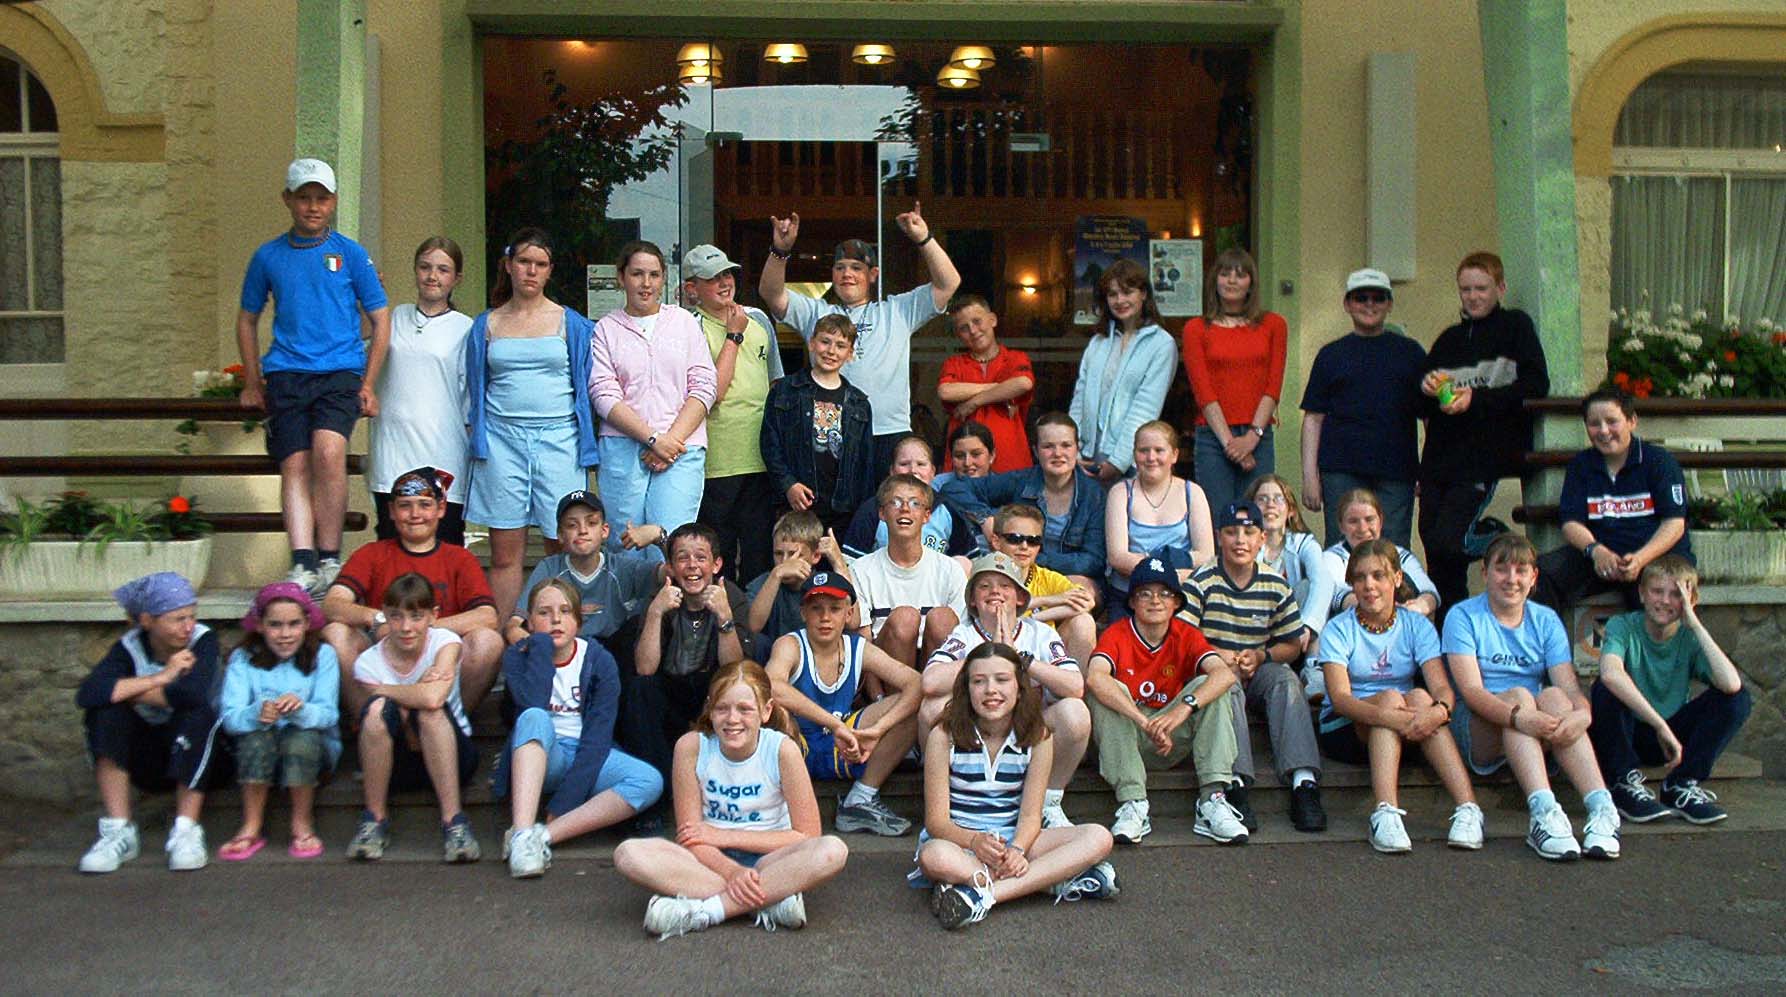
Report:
1693,530,1786,584
0,537,213,598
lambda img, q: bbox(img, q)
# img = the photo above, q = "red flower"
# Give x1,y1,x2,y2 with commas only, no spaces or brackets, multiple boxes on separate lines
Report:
1774,332,1786,346
168,496,191,514
1633,377,1654,398
222,364,244,375
1724,350,1738,363
1612,371,1631,387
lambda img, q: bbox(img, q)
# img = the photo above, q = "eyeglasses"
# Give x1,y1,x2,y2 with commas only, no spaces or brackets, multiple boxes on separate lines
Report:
1253,493,1287,506
1131,587,1177,603
1347,291,1391,305
882,497,929,512
998,532,1043,548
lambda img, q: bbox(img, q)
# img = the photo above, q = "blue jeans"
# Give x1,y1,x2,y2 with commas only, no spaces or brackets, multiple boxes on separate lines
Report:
1589,683,1751,786
597,437,708,563
508,707,663,812
1193,425,1274,517
1318,471,1414,549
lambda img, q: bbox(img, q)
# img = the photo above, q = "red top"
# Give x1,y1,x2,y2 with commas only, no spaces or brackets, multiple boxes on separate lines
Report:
1179,312,1288,428
336,540,496,618
938,345,1035,473
1091,616,1218,709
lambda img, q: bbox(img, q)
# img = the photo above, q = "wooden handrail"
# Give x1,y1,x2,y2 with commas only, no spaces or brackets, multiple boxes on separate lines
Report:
1524,397,1786,416
0,398,264,420
0,455,366,476
210,512,368,533
1524,450,1786,469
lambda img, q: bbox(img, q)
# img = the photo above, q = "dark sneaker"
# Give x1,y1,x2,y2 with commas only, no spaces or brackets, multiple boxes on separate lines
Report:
935,873,995,930
1290,782,1328,832
1663,779,1728,825
1611,770,1671,823
1225,781,1259,833
441,814,482,863
834,796,912,836
345,811,389,861
1047,860,1119,902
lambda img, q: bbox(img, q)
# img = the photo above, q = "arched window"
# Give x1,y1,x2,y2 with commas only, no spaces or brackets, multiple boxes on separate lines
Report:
0,48,61,363
1610,72,1786,325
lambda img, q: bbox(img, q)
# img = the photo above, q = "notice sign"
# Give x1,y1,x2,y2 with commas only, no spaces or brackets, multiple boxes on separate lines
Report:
1149,239,1203,317
1072,215,1149,325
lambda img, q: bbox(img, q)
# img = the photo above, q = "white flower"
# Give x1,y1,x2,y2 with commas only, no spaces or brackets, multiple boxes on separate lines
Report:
1622,337,1644,352
1683,334,1702,348
1760,317,1776,332
1692,308,1709,322
191,371,209,392
1634,310,1653,326
1668,303,1685,316
1704,358,1718,371
1680,351,1695,365
1718,374,1735,388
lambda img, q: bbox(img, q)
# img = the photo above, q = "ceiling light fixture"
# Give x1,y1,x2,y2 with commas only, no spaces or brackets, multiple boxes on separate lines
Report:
936,65,982,90
675,42,723,67
852,43,896,65
764,43,810,64
948,46,996,70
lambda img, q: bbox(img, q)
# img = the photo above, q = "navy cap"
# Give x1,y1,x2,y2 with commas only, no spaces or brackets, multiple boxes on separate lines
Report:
1126,556,1185,608
802,571,857,604
555,490,605,522
1216,501,1264,530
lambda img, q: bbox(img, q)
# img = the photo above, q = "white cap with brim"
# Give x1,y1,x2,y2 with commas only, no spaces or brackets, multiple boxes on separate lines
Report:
683,244,742,280
1344,268,1392,295
286,158,337,193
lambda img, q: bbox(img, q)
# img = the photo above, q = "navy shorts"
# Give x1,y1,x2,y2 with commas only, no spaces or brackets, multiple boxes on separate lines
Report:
264,369,362,462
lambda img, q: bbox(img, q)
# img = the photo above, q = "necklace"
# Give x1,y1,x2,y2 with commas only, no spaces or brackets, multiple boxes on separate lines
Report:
1139,478,1172,510
285,227,330,249
411,304,453,334
1359,612,1395,635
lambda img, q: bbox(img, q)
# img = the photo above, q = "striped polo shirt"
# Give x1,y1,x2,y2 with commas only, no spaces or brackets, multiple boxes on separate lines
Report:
1179,561,1305,655
945,729,1031,833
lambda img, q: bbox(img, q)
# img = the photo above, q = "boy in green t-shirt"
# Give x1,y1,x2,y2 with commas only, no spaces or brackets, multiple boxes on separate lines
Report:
1590,555,1750,824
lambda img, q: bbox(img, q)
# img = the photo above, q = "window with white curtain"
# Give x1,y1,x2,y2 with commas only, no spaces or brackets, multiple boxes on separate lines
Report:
1611,72,1786,325
0,50,62,364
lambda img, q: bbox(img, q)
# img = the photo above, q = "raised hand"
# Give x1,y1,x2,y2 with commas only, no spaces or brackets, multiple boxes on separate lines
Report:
770,213,801,253
894,201,930,244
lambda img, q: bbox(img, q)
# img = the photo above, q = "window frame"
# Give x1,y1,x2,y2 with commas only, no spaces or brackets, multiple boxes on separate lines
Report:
0,52,63,365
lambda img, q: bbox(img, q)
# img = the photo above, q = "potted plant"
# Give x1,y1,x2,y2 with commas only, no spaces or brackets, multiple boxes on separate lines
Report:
1688,489,1786,584
0,492,215,597
174,364,262,454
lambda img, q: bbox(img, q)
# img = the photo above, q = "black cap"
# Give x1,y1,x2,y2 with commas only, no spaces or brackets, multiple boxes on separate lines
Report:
802,570,857,604
555,489,604,522
1217,501,1264,530
1126,556,1185,609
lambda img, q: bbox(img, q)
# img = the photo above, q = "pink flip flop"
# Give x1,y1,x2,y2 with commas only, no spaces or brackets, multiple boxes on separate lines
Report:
287,834,324,859
218,835,267,861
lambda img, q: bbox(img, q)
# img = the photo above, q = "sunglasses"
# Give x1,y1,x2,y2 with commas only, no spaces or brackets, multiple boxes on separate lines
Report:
998,532,1043,548
1348,290,1391,304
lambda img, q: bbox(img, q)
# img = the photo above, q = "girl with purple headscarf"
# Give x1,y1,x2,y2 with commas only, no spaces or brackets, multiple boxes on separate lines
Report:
217,582,342,861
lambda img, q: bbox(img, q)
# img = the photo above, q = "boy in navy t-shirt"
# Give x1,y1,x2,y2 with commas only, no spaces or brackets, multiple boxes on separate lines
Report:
1299,268,1427,547
236,158,391,596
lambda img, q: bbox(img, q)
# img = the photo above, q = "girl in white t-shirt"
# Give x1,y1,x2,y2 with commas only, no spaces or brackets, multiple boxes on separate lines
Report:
613,661,848,939
371,237,473,545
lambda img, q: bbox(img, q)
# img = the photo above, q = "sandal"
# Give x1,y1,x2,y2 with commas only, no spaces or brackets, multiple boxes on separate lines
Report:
287,833,324,859
218,835,267,861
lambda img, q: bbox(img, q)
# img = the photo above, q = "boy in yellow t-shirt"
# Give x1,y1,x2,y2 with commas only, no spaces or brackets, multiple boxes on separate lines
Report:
990,503,1097,666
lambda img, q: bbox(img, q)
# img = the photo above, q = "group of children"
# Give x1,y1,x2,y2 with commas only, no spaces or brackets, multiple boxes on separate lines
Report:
65,157,1755,939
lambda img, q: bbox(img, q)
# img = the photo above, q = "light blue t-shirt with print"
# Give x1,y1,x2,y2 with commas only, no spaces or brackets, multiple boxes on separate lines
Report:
1441,593,1570,696
1315,606,1441,732
240,230,387,374
782,284,941,436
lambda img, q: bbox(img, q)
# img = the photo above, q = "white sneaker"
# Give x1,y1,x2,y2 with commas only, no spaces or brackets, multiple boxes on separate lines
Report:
1447,802,1485,850
508,824,550,879
284,563,322,594
315,557,342,597
1369,802,1412,854
78,818,139,874
755,892,807,931
1110,799,1151,844
1582,808,1621,860
1041,798,1073,829
1194,792,1249,845
643,895,717,940
166,822,208,872
1526,806,1581,861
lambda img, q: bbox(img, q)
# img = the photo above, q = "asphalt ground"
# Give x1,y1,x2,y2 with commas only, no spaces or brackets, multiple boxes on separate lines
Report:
3,795,1785,995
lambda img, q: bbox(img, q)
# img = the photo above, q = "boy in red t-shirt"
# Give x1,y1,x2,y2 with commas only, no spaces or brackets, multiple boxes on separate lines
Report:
938,295,1034,473
321,467,503,716
1086,557,1246,845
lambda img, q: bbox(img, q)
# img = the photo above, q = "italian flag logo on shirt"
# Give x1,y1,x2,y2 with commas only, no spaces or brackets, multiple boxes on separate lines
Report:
324,254,343,272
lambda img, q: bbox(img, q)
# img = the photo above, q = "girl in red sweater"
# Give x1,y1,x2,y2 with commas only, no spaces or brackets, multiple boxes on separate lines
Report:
1180,249,1288,514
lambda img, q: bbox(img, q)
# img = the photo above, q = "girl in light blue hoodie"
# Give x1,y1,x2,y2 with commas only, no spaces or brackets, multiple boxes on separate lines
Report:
218,583,341,861
1068,258,1179,484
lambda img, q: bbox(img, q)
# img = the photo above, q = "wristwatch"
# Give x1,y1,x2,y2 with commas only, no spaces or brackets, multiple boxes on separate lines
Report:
716,617,738,634
725,331,746,345
371,610,387,629
1181,691,1201,714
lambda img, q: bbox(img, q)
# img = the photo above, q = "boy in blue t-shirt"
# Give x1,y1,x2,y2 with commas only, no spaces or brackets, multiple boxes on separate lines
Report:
236,158,391,596
1589,556,1750,824
1443,535,1621,862
764,572,920,837
503,491,660,646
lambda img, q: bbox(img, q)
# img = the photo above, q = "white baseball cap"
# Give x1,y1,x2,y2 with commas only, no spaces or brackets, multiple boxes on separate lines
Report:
682,244,742,280
285,158,337,193
1344,268,1393,296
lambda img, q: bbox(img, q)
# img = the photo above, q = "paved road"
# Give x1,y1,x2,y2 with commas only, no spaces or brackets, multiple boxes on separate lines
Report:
4,826,1784,994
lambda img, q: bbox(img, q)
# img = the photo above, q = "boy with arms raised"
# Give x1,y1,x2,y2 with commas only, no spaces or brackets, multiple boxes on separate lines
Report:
237,158,391,594
1591,556,1751,824
347,573,482,863
1085,558,1248,845
760,204,961,472
1445,534,1621,861
503,490,659,647
767,572,920,837
761,314,877,533
321,467,502,715
745,510,853,644
1181,501,1325,833
850,475,966,671
922,552,1089,828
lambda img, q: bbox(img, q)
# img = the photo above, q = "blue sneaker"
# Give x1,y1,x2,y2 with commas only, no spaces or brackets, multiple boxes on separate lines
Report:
1663,779,1728,825
935,870,996,930
1611,770,1671,823
1048,860,1119,902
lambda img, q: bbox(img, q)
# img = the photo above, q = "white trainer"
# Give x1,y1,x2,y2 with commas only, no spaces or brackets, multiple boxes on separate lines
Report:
1447,802,1485,850
166,822,208,872
1581,808,1621,860
78,818,139,874
643,895,717,940
1041,798,1073,829
1110,799,1151,844
1369,802,1412,854
1526,806,1581,861
1193,792,1249,845
756,892,808,931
